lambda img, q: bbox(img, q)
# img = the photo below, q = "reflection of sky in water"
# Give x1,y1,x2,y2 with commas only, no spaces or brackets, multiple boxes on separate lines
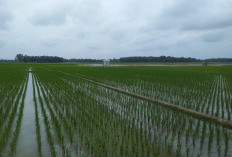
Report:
16,71,38,156
1,66,232,156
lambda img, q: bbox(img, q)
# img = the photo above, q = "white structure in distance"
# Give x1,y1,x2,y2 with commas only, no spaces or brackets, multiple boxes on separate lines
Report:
103,59,110,67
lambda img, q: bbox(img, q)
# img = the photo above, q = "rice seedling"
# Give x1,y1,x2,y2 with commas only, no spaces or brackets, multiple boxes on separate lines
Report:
32,74,42,156
1,64,232,156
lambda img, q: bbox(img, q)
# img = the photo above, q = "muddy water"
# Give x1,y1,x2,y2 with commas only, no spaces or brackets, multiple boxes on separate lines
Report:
16,71,38,157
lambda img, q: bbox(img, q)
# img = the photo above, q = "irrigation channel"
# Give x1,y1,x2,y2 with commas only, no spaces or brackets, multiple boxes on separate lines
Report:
15,71,37,156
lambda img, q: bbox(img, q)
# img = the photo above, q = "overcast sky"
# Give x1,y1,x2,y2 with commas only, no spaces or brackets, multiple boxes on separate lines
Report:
0,0,232,59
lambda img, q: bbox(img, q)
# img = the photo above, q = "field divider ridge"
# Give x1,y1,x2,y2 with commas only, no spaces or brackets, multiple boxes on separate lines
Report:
57,70,232,129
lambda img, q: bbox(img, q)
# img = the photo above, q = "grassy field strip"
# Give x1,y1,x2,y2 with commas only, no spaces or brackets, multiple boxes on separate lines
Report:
57,71,232,129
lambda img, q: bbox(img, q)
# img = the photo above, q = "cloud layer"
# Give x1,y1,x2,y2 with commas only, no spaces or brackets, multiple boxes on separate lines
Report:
0,0,232,59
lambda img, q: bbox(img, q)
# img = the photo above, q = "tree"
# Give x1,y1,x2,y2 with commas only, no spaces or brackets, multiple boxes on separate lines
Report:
119,56,199,62
15,54,24,62
15,54,64,63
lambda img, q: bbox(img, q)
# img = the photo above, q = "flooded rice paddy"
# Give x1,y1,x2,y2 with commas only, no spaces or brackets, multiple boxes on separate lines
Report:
0,64,232,157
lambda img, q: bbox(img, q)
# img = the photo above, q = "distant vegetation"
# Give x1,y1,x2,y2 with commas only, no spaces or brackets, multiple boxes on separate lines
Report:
15,54,64,63
0,59,15,62
205,58,232,62
119,56,199,62
0,54,231,63
65,58,103,63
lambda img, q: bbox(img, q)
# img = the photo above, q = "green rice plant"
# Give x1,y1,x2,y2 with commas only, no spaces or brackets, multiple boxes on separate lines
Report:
37,78,68,156
2,64,229,156
0,69,27,154
34,75,57,157
32,74,42,156
10,73,29,154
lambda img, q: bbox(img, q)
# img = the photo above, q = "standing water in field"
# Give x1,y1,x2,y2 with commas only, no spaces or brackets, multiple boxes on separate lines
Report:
16,69,37,156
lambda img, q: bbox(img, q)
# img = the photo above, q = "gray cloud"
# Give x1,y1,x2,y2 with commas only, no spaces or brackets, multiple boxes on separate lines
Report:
0,0,232,59
0,7,13,30
202,31,224,43
41,41,58,47
182,16,232,31
0,40,6,48
31,10,67,26
156,0,232,31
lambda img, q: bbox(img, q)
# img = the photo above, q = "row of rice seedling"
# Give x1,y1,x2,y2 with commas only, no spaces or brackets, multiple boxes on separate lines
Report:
34,74,88,156
33,74,57,157
57,70,232,156
33,69,161,156
35,74,71,156
1,64,231,156
9,74,29,155
50,65,232,120
32,74,42,156
32,66,232,156
0,65,29,156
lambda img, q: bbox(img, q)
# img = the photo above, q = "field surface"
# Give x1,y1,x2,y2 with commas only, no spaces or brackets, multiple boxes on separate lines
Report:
0,63,232,157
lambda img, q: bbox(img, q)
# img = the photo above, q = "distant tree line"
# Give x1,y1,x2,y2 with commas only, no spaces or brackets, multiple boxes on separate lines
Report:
204,58,232,62
15,54,64,63
64,58,119,63
0,54,231,63
65,58,103,63
0,59,15,63
119,56,200,62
